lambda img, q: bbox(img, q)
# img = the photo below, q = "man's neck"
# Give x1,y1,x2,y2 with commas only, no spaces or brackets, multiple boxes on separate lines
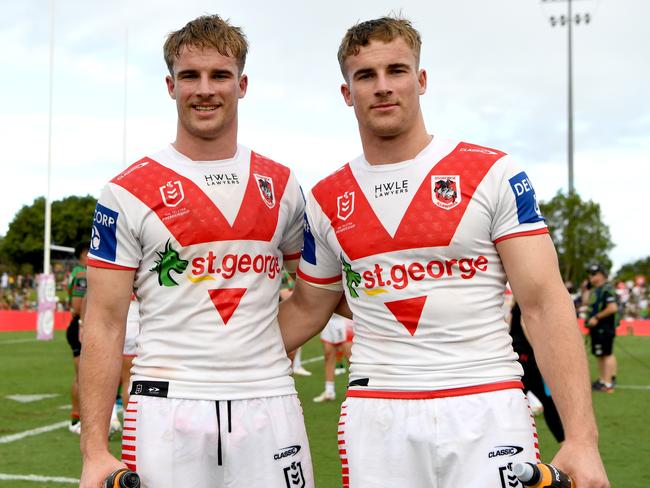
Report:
173,127,239,161
360,121,432,165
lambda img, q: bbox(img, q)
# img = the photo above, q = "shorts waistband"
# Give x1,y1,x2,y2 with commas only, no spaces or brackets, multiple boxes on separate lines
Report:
130,380,169,398
346,380,523,400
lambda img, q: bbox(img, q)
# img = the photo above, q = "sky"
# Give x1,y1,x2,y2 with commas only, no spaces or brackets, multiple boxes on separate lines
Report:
0,0,648,272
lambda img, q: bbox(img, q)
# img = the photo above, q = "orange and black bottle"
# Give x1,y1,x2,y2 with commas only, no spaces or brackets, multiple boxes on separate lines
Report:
104,469,141,488
513,463,575,488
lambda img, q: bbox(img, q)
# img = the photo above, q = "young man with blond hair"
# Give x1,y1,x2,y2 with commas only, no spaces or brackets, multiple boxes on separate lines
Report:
280,16,609,488
80,14,312,488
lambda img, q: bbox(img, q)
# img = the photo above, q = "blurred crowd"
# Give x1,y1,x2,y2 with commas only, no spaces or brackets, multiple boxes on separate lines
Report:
615,276,649,320
0,265,76,311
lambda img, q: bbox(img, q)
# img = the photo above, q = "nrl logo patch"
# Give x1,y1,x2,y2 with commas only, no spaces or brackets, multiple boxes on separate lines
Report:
160,180,184,207
432,175,461,210
337,191,355,221
254,173,275,208
283,461,305,488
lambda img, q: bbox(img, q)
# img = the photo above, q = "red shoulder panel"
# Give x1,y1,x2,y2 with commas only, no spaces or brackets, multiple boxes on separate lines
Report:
312,143,505,260
111,152,290,245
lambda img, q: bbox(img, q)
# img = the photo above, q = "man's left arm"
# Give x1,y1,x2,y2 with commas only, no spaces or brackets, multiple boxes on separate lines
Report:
498,234,610,488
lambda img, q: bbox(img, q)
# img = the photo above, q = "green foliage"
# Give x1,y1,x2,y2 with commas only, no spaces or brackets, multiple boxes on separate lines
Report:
539,191,614,286
0,195,96,273
616,256,650,282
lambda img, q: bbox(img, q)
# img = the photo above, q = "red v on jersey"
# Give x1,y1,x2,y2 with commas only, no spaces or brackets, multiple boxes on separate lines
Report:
112,152,290,246
208,288,246,325
312,143,505,260
385,296,427,336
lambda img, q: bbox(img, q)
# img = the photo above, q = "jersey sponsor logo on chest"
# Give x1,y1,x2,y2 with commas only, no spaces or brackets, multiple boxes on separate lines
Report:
374,179,409,198
432,175,461,210
150,241,281,287
341,253,489,297
204,172,240,186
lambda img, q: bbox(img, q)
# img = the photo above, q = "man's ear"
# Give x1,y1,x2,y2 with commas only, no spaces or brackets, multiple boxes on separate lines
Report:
166,75,176,100
341,83,353,107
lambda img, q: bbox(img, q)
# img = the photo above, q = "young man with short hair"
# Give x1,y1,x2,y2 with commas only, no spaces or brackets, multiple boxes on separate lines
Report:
280,16,609,488
80,15,312,488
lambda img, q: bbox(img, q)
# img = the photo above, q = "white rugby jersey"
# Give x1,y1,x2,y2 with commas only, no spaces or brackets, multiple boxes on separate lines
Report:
88,144,304,400
298,137,548,396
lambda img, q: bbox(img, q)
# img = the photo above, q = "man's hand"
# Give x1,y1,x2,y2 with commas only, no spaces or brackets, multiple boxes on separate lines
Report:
551,439,610,488
587,316,599,328
79,450,126,488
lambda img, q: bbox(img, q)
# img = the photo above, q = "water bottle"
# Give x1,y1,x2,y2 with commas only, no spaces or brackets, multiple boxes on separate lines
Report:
513,462,575,488
104,468,141,488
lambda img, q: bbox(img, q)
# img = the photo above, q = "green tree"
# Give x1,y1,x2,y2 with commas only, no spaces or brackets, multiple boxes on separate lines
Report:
616,256,650,282
0,195,97,272
539,191,614,286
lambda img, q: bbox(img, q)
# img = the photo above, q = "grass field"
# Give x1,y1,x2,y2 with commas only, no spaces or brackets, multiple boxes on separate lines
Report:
1,331,649,487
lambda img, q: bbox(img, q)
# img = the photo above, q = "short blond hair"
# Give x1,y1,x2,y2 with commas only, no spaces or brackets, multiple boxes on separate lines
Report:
337,16,422,80
163,14,248,76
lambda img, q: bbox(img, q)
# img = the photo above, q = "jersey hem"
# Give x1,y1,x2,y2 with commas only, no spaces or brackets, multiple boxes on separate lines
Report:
493,228,548,244
130,375,297,401
346,380,523,399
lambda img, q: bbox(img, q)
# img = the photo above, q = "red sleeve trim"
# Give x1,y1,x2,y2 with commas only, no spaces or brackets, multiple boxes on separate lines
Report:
493,228,548,245
346,380,523,399
296,266,341,285
283,251,302,261
87,258,137,271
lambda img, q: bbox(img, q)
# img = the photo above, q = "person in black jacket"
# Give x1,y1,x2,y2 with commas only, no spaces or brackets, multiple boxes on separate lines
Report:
510,300,565,442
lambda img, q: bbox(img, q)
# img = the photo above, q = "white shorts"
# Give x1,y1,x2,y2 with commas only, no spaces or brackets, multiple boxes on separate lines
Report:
123,300,139,357
122,394,313,488
320,314,348,345
338,388,539,488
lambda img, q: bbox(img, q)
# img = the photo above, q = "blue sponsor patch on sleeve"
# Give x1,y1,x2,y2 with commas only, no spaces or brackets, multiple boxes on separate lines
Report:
90,203,119,262
508,171,544,224
301,212,317,265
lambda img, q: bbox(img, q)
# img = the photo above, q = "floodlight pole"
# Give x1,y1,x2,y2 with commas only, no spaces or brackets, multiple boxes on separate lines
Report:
43,0,56,275
543,0,592,195
567,0,574,194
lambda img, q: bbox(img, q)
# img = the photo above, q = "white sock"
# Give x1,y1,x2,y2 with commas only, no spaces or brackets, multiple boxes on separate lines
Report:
293,348,303,369
325,381,335,395
111,403,119,421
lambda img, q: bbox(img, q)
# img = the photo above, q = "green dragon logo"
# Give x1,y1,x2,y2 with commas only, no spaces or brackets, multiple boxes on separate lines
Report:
150,240,188,287
340,253,361,298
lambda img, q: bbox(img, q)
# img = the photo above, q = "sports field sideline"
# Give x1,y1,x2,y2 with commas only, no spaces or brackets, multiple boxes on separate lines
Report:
0,329,649,487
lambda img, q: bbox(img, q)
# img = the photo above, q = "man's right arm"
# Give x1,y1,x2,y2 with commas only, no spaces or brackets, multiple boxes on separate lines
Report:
278,279,343,352
79,266,135,488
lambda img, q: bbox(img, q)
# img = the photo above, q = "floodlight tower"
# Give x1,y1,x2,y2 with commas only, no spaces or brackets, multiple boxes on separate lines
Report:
542,0,592,194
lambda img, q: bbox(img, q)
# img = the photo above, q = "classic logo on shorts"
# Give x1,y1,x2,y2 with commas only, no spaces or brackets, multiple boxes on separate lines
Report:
283,461,305,488
150,240,188,287
274,445,301,461
254,173,275,208
488,445,524,458
432,175,461,210
160,180,184,207
337,191,355,221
